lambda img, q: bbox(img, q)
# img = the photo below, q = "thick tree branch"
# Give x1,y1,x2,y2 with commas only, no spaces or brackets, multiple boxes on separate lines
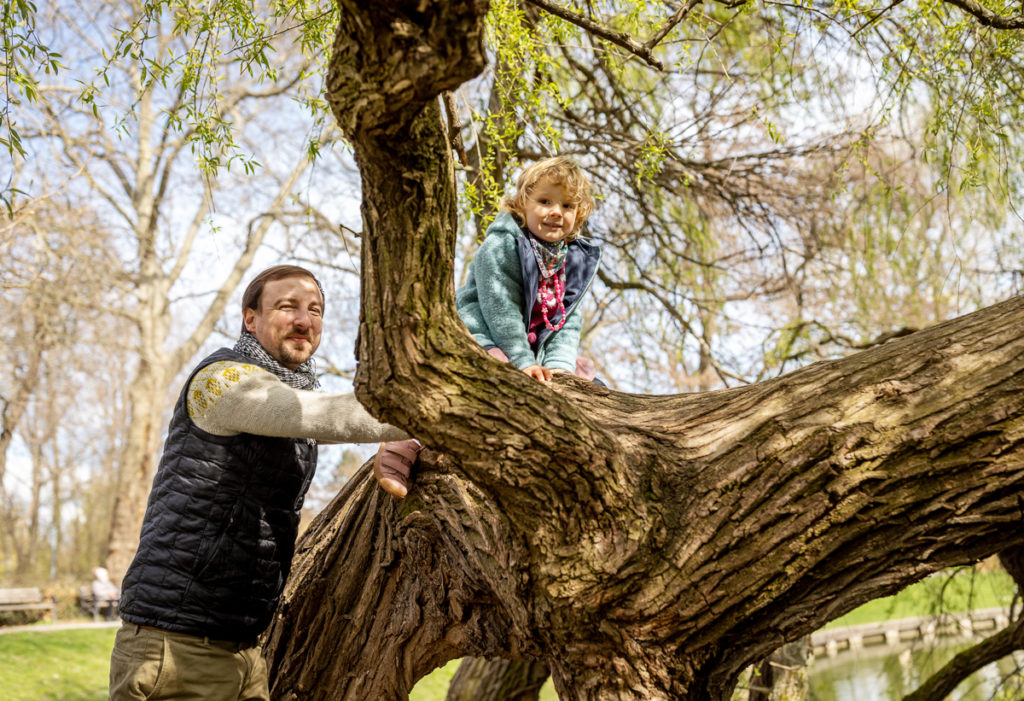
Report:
447,657,549,700
273,1,1024,698
267,462,530,699
327,0,489,138
268,285,1024,698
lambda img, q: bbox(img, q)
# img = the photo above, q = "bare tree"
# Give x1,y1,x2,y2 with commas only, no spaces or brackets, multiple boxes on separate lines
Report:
0,194,112,579
11,0,346,579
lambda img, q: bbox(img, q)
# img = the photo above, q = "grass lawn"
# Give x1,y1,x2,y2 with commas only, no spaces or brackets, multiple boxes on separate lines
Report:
825,567,1016,628
411,660,558,700
0,569,1013,700
0,626,557,701
0,626,116,701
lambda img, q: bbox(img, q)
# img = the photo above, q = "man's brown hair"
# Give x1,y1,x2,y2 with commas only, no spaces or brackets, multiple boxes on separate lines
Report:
240,265,324,332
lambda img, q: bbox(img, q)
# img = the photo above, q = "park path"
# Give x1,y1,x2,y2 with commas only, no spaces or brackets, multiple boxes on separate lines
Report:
0,620,119,635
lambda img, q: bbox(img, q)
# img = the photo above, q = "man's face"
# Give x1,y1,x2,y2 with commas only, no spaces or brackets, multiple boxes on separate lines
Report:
243,275,323,370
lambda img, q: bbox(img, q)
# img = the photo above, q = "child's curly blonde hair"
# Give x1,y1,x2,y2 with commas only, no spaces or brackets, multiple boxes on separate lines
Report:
500,156,595,240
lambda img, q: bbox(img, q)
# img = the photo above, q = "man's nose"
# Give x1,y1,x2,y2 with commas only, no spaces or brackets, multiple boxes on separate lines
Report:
292,309,311,329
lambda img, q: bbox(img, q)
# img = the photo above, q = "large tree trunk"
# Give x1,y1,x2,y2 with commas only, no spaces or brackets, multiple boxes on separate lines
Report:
264,2,1024,699
105,357,167,581
103,79,175,583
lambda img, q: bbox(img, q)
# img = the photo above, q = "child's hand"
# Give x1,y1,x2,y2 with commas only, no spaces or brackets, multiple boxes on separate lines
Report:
523,364,553,381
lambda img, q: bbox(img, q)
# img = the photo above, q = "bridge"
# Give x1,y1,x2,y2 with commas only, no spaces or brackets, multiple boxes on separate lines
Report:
810,607,1012,658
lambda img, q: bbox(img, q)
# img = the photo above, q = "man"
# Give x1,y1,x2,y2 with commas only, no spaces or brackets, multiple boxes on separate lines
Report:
110,265,418,701
91,567,120,621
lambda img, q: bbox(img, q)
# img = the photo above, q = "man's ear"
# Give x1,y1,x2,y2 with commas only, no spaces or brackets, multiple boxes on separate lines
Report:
243,308,257,333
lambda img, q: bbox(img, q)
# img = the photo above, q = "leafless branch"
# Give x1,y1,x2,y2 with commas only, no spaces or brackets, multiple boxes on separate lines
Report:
442,91,469,170
597,269,746,386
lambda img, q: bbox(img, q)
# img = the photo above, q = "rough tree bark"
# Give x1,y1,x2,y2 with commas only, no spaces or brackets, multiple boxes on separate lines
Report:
445,657,549,701
263,2,1024,699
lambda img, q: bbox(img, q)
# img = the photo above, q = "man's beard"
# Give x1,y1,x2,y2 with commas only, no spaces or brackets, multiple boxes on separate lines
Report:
275,336,312,368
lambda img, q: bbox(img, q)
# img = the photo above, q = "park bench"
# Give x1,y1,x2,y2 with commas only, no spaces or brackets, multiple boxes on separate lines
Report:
78,585,118,622
0,587,57,624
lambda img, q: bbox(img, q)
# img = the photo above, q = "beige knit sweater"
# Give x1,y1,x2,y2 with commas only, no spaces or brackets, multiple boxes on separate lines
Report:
185,360,407,443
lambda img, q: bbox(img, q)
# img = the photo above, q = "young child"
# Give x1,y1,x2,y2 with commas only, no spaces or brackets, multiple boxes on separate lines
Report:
456,155,602,381
373,156,602,499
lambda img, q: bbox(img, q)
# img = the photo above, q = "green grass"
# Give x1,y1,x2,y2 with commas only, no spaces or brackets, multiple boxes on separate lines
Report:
409,659,463,700
825,568,1016,628
0,626,559,701
0,570,1015,700
411,660,559,700
0,626,116,701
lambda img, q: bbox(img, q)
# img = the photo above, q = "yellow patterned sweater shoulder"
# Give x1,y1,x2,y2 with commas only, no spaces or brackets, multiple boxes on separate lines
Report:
187,360,267,422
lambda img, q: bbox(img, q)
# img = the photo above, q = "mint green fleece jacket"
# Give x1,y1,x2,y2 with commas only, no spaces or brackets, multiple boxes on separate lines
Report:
455,211,602,372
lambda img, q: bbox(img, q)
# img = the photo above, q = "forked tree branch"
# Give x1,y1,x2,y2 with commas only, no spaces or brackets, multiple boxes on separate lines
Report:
644,0,704,50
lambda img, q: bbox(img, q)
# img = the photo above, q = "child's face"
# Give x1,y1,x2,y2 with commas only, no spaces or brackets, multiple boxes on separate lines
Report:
523,178,578,243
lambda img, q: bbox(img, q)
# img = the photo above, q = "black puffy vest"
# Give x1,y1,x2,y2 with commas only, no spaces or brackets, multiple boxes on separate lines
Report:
118,348,318,642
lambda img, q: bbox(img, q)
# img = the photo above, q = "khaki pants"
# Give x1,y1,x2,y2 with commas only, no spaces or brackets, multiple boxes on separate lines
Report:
109,624,269,701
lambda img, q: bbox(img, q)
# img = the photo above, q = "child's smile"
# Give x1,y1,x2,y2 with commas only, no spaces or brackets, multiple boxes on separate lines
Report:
524,178,578,243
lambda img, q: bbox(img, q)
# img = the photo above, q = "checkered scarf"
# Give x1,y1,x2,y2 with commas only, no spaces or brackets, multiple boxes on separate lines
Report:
233,329,320,390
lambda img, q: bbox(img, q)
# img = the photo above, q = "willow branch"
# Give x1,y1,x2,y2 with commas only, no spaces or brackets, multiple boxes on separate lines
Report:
596,268,745,385
524,0,665,70
644,0,703,50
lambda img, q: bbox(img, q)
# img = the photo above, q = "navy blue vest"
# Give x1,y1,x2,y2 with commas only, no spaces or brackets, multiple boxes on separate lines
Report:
118,348,318,641
514,230,601,351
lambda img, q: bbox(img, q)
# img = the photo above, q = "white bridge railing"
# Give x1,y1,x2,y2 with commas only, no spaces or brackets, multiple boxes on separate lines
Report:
811,607,1013,658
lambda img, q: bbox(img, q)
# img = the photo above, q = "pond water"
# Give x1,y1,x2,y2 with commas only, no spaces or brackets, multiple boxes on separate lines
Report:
807,640,1024,700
